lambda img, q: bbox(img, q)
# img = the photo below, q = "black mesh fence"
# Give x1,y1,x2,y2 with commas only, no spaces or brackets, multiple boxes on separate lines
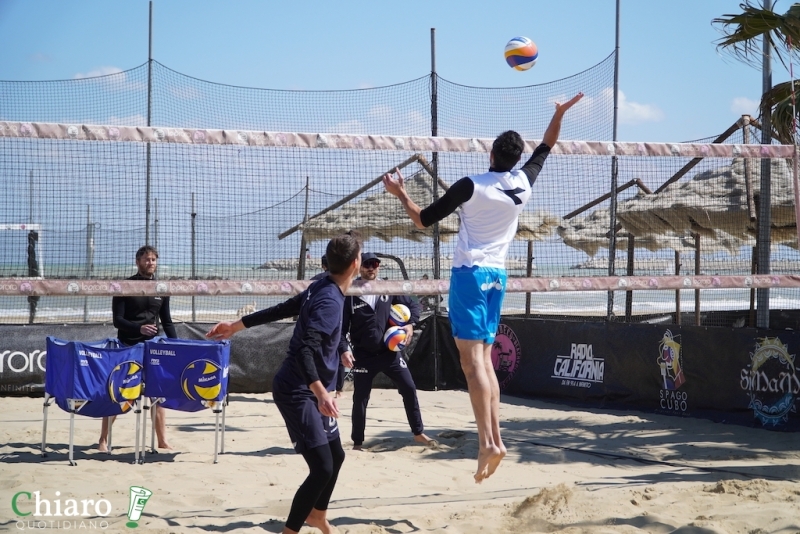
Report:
1,53,798,326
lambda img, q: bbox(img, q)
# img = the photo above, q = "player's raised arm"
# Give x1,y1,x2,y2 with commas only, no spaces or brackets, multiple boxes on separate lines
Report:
383,168,425,229
542,92,584,148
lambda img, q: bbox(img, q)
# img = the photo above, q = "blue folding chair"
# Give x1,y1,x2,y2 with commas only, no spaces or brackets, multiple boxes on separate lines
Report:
42,337,145,465
143,337,230,463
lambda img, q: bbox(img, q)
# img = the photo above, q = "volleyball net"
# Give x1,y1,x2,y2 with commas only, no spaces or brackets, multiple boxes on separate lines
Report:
0,116,798,326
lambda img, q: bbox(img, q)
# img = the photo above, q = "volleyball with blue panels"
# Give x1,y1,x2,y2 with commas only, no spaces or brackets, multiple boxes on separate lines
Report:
505,36,538,70
383,326,408,352
388,303,411,327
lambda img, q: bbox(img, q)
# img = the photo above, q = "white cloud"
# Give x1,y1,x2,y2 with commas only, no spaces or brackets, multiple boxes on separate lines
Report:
617,90,664,125
73,66,123,79
731,96,760,115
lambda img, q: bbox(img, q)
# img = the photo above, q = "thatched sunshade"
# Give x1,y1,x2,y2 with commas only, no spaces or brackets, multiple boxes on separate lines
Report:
558,207,751,257
616,158,797,248
300,171,561,243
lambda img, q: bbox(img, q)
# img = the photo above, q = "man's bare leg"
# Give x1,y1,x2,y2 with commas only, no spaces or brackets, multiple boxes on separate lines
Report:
98,415,116,452
455,338,504,483
483,342,506,478
152,405,173,450
303,508,337,534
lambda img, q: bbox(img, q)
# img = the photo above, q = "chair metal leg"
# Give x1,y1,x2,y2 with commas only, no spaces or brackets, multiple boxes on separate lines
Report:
133,399,142,464
140,398,149,463
213,408,220,464
150,400,157,454
107,418,113,454
67,400,76,466
41,393,52,457
220,396,227,455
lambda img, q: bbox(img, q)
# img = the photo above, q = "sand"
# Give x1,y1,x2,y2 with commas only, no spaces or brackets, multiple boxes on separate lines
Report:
1,388,799,533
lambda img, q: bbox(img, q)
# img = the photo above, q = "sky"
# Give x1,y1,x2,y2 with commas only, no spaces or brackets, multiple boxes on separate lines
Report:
0,0,794,143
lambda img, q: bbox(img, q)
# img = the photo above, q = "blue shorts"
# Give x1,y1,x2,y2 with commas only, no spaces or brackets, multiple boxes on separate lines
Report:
273,378,340,454
448,266,507,344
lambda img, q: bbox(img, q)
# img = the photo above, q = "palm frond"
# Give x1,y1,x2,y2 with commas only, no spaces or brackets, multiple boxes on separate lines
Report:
713,2,800,70
761,80,800,143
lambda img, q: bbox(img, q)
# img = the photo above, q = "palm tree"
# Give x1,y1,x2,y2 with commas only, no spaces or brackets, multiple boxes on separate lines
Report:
713,1,800,143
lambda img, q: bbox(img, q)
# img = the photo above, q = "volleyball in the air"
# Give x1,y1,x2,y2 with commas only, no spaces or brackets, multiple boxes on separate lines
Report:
505,36,538,71
383,326,408,352
389,303,411,327
181,359,224,401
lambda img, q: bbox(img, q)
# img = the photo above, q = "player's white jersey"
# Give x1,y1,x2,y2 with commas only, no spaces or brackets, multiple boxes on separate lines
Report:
454,169,532,269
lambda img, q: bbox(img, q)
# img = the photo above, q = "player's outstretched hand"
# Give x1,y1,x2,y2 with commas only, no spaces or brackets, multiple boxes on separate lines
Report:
382,167,406,198
206,320,244,340
555,92,584,115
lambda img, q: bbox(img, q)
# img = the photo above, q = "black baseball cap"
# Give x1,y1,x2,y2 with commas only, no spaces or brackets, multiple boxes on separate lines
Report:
361,252,381,264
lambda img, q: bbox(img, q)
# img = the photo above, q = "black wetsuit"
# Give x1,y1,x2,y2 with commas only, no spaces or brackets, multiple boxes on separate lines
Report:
111,273,177,346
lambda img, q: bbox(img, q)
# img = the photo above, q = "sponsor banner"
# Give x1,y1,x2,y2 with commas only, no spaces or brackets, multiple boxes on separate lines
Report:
0,323,292,396
497,318,799,431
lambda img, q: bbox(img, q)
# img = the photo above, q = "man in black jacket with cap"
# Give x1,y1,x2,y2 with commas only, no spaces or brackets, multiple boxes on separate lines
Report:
339,252,434,450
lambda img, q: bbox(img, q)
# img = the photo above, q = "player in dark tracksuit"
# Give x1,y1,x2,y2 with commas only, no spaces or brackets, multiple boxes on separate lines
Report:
207,233,362,534
338,252,434,450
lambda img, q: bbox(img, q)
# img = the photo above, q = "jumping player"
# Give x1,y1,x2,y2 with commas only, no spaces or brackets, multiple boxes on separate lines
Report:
206,232,361,534
382,93,584,483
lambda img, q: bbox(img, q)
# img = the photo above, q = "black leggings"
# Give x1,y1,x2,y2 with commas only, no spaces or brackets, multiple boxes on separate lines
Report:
285,438,345,532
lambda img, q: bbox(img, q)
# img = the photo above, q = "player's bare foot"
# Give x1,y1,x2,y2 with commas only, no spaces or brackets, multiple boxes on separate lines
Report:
352,443,362,451
413,433,438,448
97,442,109,453
474,445,503,484
486,443,507,478
157,442,174,451
306,508,338,533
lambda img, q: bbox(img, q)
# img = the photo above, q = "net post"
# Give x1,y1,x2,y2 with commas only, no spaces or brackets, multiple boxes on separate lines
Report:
756,2,773,329
694,232,701,326
525,241,533,317
430,26,440,391
625,234,634,321
191,192,197,322
83,205,92,323
674,251,681,326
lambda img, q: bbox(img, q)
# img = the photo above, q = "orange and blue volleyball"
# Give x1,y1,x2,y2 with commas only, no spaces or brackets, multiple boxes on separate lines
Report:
505,36,538,71
383,326,407,352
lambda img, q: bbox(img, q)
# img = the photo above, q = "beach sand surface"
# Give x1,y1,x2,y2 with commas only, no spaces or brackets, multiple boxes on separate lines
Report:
1,389,799,533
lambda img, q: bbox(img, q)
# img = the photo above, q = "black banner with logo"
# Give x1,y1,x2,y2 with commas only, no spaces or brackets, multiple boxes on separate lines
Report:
495,318,800,432
3,318,799,432
0,322,295,396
